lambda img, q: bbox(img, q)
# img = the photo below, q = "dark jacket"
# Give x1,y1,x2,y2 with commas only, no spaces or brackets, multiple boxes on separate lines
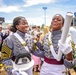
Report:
0,32,8,51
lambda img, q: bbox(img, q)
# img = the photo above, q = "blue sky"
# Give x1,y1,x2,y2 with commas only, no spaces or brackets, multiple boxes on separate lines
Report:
0,0,76,26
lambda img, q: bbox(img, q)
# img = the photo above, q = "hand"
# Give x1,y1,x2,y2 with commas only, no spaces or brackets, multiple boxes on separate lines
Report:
12,69,21,75
58,40,72,54
34,40,37,43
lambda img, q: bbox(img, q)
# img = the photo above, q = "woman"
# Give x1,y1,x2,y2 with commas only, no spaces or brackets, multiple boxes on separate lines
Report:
1,16,34,75
40,14,74,75
40,25,50,43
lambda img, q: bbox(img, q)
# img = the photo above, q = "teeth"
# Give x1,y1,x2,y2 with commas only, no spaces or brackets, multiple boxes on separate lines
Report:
25,28,29,31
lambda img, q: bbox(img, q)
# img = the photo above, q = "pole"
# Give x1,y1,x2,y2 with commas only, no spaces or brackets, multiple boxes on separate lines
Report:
42,7,47,25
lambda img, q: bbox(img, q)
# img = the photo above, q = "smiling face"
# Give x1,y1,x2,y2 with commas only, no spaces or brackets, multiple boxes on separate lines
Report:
16,18,29,33
51,14,64,31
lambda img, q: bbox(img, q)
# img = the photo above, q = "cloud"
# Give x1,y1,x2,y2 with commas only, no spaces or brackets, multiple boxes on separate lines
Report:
5,20,12,23
26,16,51,26
0,0,23,13
23,0,56,7
3,14,51,26
0,6,23,13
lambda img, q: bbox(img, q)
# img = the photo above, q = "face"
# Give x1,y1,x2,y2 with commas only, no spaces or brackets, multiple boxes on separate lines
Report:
0,27,2,31
36,26,40,32
16,19,29,33
8,25,11,30
51,14,64,31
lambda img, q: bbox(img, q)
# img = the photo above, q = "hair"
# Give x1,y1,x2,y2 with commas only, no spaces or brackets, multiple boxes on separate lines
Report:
13,16,25,30
10,25,17,33
43,26,49,35
37,26,40,28
32,25,36,29
37,33,41,38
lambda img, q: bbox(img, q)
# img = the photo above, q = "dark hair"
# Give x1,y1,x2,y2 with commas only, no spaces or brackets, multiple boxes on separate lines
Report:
32,25,36,29
37,26,40,28
10,25,17,32
13,16,25,30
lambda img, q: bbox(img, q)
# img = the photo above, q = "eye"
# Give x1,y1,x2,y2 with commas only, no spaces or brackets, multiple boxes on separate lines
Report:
52,18,55,21
22,21,28,25
57,19,61,21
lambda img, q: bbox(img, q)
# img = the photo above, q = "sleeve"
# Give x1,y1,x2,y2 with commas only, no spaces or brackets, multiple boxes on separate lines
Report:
2,59,22,75
64,59,74,69
4,35,13,49
1,35,13,59
31,36,44,58
63,36,75,69
27,36,34,51
2,33,8,40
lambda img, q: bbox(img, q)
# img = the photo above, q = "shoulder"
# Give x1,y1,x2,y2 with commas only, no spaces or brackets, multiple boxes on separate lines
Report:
5,34,15,43
6,34,14,39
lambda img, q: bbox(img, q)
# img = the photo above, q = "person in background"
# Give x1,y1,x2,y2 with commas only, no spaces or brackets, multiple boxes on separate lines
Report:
68,20,76,75
36,26,40,32
28,25,36,36
32,32,42,72
5,24,13,35
32,25,36,30
0,25,2,32
0,24,8,51
40,25,50,43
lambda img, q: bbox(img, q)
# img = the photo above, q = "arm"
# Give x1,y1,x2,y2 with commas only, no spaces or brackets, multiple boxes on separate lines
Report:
1,35,13,60
2,32,9,40
64,55,74,69
65,52,73,60
31,35,45,58
63,43,74,69
58,36,74,68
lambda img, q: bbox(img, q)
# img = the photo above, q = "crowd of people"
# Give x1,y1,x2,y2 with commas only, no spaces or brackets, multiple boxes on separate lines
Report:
0,13,76,75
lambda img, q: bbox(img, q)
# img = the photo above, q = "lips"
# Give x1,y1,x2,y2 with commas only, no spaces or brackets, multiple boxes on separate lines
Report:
25,27,29,31
52,23,57,26
53,22,57,25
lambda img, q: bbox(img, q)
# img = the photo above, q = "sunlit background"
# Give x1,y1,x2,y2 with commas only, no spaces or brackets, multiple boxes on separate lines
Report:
0,0,76,27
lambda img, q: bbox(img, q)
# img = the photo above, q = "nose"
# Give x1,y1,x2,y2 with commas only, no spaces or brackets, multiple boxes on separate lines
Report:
54,18,57,21
25,25,29,28
24,24,28,27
